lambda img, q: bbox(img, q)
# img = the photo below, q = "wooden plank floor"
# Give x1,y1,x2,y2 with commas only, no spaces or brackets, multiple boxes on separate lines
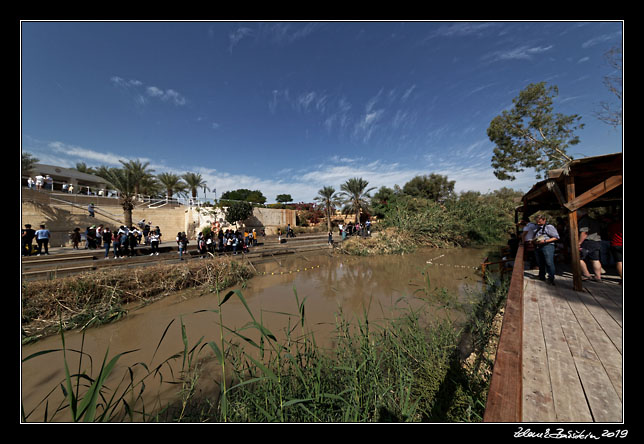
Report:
521,269,623,422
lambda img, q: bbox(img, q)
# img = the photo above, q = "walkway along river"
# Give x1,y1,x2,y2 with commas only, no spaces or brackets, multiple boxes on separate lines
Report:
21,246,491,421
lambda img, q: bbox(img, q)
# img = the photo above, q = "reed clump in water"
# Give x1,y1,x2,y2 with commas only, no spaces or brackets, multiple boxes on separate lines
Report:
21,257,254,342
167,277,509,422
338,228,418,256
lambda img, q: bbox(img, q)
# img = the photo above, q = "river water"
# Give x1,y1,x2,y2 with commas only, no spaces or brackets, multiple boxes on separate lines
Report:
21,246,490,422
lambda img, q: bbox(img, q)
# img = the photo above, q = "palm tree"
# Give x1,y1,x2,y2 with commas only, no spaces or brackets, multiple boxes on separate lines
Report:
182,172,209,201
314,186,341,232
120,159,155,197
74,162,97,174
22,152,39,176
157,172,188,200
98,167,137,227
338,177,375,224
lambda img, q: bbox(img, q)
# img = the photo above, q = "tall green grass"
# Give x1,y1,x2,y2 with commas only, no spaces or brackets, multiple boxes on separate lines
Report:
22,273,509,422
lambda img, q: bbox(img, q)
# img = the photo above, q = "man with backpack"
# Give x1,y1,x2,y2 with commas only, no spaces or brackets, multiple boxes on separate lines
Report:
532,214,560,285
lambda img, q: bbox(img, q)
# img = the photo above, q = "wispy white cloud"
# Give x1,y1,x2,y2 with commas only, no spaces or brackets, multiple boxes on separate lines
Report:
111,76,187,106
354,108,385,143
581,31,622,49
49,141,128,166
428,22,500,39
269,84,420,147
482,45,554,63
296,91,317,112
401,84,416,102
228,27,254,53
228,22,323,53
260,22,323,45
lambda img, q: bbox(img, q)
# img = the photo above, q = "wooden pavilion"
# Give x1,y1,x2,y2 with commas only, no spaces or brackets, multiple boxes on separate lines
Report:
518,152,622,290
484,152,623,422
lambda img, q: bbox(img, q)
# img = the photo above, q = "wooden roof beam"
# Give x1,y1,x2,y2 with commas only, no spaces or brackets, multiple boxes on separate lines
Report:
563,174,622,212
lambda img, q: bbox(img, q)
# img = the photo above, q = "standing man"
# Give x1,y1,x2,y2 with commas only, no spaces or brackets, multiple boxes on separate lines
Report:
88,202,95,218
45,175,54,191
22,224,36,256
532,214,560,285
577,209,603,282
35,224,51,256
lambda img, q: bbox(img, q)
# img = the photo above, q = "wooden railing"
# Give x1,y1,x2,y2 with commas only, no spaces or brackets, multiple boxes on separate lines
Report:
483,243,525,422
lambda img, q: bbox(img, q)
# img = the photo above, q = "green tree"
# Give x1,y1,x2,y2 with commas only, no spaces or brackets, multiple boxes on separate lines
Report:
220,189,266,205
22,152,39,176
402,174,455,202
594,44,622,128
120,159,155,197
338,177,375,224
74,162,97,174
225,200,253,227
371,185,399,219
97,167,137,227
157,172,188,199
487,82,584,181
314,186,341,232
182,172,210,199
276,194,293,204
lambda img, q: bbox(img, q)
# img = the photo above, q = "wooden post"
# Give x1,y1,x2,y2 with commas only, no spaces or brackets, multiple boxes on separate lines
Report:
565,176,583,291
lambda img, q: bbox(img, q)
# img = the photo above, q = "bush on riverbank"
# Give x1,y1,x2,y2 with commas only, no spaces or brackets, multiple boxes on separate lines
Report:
21,258,254,342
340,192,517,256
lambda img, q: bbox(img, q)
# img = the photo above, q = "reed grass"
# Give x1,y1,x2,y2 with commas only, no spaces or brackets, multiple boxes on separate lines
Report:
21,257,254,343
22,271,509,422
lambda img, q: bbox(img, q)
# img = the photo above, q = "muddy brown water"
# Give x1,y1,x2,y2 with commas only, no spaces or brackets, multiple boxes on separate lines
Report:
21,247,489,422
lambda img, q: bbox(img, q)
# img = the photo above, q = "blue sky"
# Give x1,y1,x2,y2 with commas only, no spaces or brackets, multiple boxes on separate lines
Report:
21,21,623,203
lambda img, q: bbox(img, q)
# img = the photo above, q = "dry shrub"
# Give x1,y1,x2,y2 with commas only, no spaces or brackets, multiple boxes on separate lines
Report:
338,228,428,256
21,257,254,340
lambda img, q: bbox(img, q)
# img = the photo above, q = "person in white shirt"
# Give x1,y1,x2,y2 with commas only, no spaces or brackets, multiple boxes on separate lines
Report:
149,232,160,255
35,175,44,190
35,224,50,255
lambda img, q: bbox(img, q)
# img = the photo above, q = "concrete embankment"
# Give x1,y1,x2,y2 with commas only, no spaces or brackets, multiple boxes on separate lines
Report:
21,232,334,281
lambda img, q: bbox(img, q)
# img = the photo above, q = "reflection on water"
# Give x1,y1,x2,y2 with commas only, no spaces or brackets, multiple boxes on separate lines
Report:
21,247,488,421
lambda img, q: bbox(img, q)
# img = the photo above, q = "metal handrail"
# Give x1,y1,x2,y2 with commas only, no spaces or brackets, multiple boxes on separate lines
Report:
48,195,125,224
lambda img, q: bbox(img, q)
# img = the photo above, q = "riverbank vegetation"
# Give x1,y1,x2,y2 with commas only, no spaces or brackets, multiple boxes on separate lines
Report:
23,270,509,423
339,184,522,256
21,257,254,343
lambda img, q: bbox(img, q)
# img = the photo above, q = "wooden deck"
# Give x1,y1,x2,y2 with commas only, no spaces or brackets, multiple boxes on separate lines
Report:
484,242,623,423
522,269,623,422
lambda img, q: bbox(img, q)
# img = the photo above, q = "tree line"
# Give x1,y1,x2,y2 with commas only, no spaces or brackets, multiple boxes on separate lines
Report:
313,175,524,247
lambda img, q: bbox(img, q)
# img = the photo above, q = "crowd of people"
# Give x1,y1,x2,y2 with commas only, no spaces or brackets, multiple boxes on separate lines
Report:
196,228,262,256
518,209,622,286
337,220,371,241
66,222,164,259
26,175,108,196
21,216,272,261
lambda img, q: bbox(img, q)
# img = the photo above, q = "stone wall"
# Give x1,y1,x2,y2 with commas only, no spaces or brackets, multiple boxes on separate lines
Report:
188,206,297,237
21,190,297,246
